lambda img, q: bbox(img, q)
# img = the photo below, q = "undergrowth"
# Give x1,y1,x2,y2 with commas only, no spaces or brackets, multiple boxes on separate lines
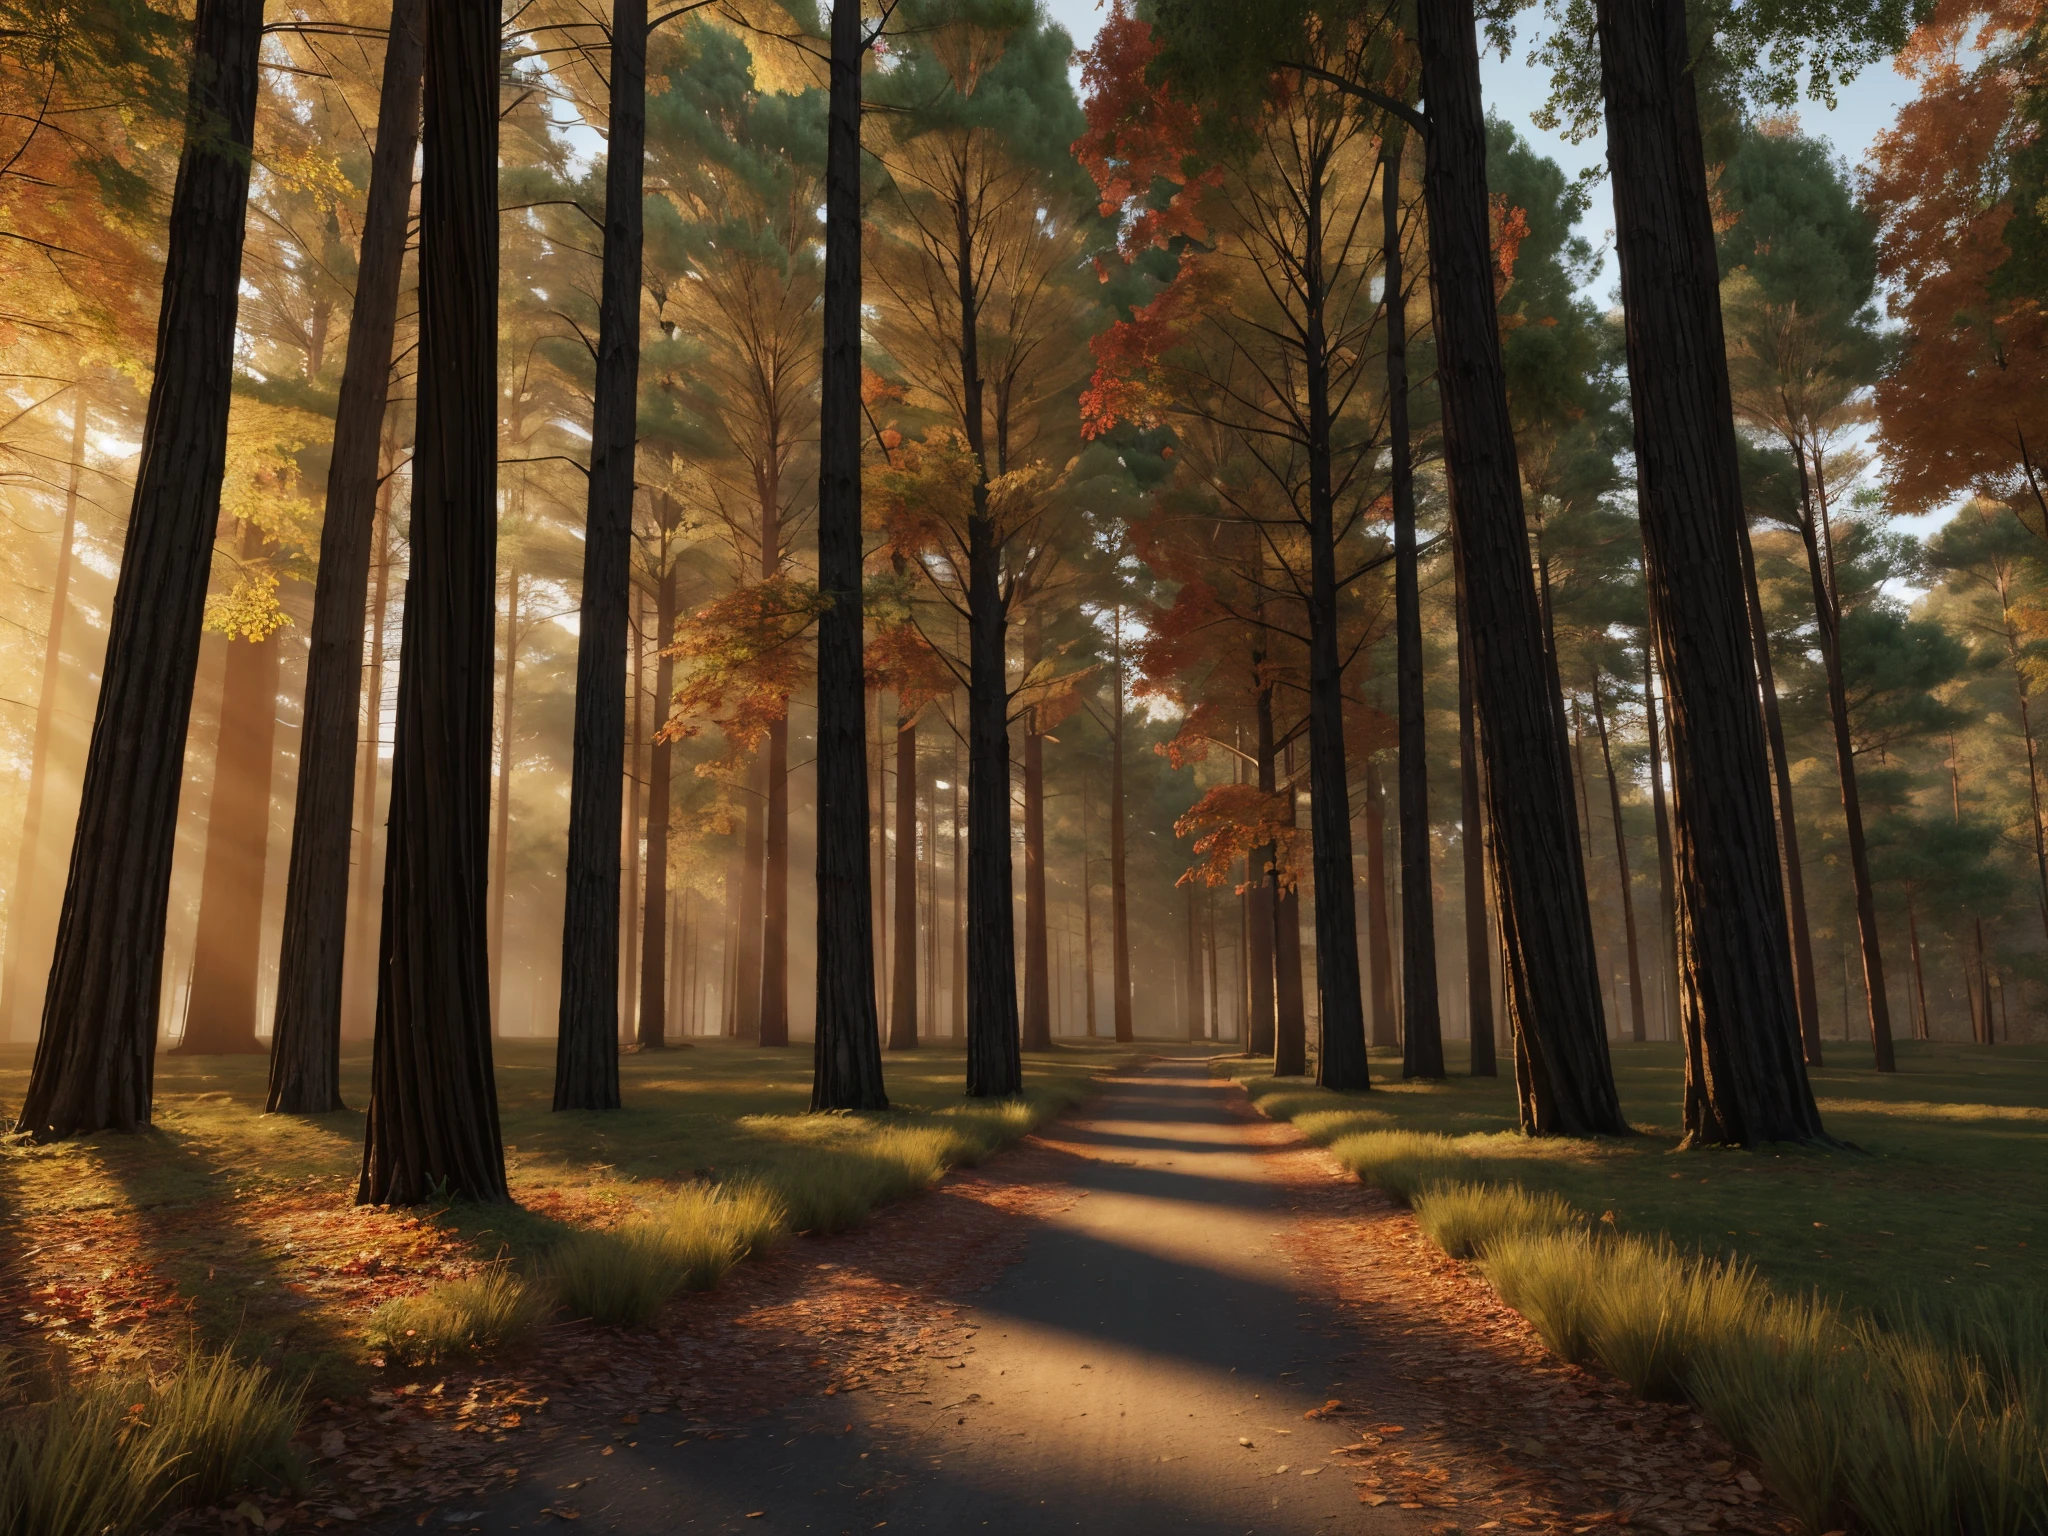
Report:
1249,1082,2048,1535
0,1346,301,1536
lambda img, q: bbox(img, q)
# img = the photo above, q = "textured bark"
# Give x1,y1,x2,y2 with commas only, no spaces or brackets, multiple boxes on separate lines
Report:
1185,882,1203,1041
810,0,886,1111
1364,765,1397,1047
888,709,919,1049
342,470,395,1042
181,527,282,1056
1109,641,1134,1044
1301,160,1369,1094
1597,0,1825,1142
638,558,678,1048
1457,599,1496,1076
3,403,88,1042
16,0,264,1140
1643,643,1679,1039
1416,0,1623,1135
1589,672,1648,1044
759,715,791,1046
1273,774,1308,1079
488,567,519,1028
951,738,966,1040
1797,454,1896,1073
268,0,422,1112
552,0,646,1110
1247,684,1278,1058
1740,529,1823,1065
734,762,766,1037
1385,142,1444,1081
358,0,508,1202
1020,723,1050,1051
621,598,644,1034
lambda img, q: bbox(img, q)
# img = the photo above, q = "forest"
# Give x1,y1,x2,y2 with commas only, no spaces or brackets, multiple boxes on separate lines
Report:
1,0,2046,1533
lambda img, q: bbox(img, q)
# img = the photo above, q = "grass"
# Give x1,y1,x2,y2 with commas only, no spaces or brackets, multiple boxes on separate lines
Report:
1224,1039,2048,1534
0,1344,300,1536
0,1038,1124,1519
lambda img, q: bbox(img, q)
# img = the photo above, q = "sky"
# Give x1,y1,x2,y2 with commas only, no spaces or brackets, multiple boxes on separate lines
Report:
1037,0,1921,309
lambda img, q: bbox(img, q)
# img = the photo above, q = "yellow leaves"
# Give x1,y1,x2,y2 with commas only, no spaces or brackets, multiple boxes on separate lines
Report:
257,143,353,211
221,400,319,550
703,0,828,96
204,571,289,642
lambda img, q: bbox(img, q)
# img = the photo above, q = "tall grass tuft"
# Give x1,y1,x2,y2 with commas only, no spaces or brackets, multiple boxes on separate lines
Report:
367,1264,548,1366
1411,1182,1580,1259
551,1179,788,1327
1324,1129,1475,1203
0,1348,300,1536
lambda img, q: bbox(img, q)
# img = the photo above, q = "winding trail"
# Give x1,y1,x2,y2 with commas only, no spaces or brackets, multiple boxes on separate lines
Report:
365,1059,1789,1536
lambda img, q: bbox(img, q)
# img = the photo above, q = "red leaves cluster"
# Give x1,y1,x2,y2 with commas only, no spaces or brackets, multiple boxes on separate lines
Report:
1080,249,1226,439
663,575,827,767
1072,2,1218,260
1174,783,1303,891
1868,0,2048,520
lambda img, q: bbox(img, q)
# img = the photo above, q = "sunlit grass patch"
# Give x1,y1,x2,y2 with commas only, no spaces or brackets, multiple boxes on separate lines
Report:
1411,1182,1581,1260
365,1265,548,1366
550,1179,787,1326
0,1346,300,1536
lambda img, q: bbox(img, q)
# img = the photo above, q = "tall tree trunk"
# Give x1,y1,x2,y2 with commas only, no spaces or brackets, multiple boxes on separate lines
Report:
1184,881,1202,1041
1906,894,1929,1041
268,0,423,1112
1643,642,1679,1040
952,731,966,1040
759,715,791,1046
2003,624,2048,943
1021,719,1051,1051
1740,526,1824,1065
1364,763,1397,1047
1248,671,1279,1058
1457,596,1496,1076
1299,153,1369,1092
3,400,88,1042
16,0,264,1140
1273,756,1308,1076
621,594,644,1037
343,464,396,1041
1589,670,1648,1044
889,706,919,1049
1797,449,1896,1072
1416,0,1622,1136
552,0,646,1109
1387,139,1443,1080
811,0,886,1110
638,556,677,1048
180,524,280,1056
358,0,508,1201
1596,0,1825,1141
488,567,519,1030
1110,628,1134,1044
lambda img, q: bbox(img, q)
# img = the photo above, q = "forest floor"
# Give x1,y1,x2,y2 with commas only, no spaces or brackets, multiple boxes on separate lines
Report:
1226,1037,2048,1316
0,1037,2028,1534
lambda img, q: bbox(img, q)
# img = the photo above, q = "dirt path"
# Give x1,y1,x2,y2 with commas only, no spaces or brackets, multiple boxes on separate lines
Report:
343,1062,1789,1536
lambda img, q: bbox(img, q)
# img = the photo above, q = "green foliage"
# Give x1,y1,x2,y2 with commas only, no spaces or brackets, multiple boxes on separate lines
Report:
0,1348,300,1536
365,1266,549,1367
551,1180,786,1326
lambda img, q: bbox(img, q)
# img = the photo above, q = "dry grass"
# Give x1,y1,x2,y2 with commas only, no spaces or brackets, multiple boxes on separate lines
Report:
365,1264,549,1366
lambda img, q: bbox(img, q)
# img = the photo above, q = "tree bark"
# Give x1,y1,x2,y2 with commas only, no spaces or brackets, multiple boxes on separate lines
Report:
3,401,88,1042
889,706,920,1049
1185,880,1203,1041
1643,642,1679,1039
1364,763,1397,1047
638,556,677,1048
1110,627,1134,1044
622,595,644,1035
180,525,280,1056
1273,763,1308,1077
1416,0,1622,1136
1299,152,1370,1093
1247,671,1278,1058
16,0,265,1140
1589,670,1648,1044
1020,720,1051,1051
1385,138,1443,1081
1457,595,1496,1076
1596,0,1825,1141
952,731,966,1040
760,715,791,1046
1906,894,1929,1040
489,566,519,1028
268,0,422,1112
552,0,646,1110
1740,526,1824,1065
810,0,886,1111
358,0,508,1202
